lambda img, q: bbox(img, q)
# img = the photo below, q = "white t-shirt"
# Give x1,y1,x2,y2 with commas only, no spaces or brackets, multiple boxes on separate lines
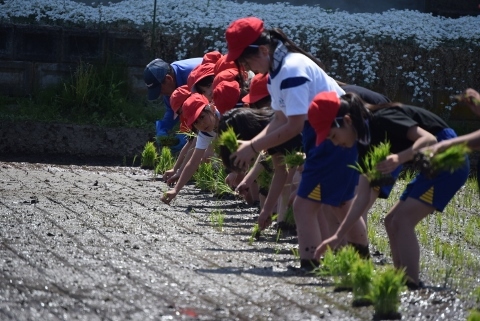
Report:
267,52,345,118
195,129,217,150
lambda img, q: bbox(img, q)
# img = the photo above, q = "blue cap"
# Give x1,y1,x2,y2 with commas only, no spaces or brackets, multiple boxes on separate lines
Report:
144,58,170,100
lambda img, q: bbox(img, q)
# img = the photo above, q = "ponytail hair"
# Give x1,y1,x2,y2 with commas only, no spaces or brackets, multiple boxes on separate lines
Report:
218,107,274,171
337,93,372,140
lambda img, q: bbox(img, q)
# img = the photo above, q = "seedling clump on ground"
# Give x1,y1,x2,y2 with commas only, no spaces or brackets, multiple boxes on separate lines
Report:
370,266,406,320
141,141,158,169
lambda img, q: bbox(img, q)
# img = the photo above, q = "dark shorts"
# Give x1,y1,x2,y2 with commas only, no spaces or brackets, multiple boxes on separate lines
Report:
297,122,358,206
400,128,470,211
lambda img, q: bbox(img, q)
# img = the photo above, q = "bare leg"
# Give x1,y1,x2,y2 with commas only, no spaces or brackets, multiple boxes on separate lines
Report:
327,200,368,247
293,196,322,260
384,198,434,284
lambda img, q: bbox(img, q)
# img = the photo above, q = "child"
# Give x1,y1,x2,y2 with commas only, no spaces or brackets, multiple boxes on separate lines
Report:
218,107,303,233
224,17,367,269
161,93,221,204
187,63,215,101
310,91,470,289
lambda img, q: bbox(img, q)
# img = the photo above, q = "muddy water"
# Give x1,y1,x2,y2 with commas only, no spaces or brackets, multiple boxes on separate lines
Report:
0,161,477,320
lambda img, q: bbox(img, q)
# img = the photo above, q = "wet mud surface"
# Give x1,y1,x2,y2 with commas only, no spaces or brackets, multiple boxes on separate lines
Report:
0,160,477,320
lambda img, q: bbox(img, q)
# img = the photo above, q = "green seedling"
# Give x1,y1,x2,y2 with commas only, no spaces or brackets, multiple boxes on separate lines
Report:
369,266,406,320
315,245,360,291
350,259,374,307
284,206,296,226
473,286,480,305
467,310,480,321
193,162,215,191
349,140,394,187
452,93,480,106
141,141,158,169
249,223,261,245
257,155,274,191
414,143,470,179
156,134,179,147
283,149,305,168
291,247,300,260
218,126,239,153
155,146,175,175
209,209,225,232
132,154,138,167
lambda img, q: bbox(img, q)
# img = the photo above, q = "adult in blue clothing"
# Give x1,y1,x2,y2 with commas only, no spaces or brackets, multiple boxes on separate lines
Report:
144,57,203,152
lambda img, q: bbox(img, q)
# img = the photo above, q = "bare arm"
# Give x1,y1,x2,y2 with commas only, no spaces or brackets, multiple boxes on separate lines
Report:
231,112,305,169
161,147,205,204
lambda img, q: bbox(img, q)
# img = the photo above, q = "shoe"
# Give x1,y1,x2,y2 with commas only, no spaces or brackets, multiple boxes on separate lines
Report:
300,259,320,272
347,242,371,260
406,280,425,290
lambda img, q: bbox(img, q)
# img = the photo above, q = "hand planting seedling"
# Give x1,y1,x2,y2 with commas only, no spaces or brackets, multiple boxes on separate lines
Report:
413,143,470,179
369,266,406,320
141,141,158,169
218,126,239,153
283,149,305,168
349,140,395,187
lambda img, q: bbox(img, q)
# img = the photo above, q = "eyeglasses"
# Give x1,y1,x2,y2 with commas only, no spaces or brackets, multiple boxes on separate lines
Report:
248,45,260,48
332,117,344,128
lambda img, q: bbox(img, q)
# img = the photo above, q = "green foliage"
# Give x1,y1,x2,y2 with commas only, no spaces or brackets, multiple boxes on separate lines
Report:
249,223,261,245
315,245,361,290
0,61,157,129
429,143,471,173
284,206,296,226
209,209,225,232
192,158,233,197
257,155,273,190
349,140,394,187
193,162,215,191
156,135,180,147
141,141,158,169
283,150,305,168
350,259,374,304
218,126,239,153
467,309,480,321
369,266,406,316
155,146,175,175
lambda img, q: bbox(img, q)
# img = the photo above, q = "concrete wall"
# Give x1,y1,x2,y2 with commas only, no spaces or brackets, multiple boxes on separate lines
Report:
0,24,149,97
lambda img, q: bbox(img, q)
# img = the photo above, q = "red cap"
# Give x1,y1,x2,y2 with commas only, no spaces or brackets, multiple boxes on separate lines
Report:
242,73,269,104
212,68,239,90
213,81,241,115
202,51,222,64
308,91,341,146
214,55,237,75
170,85,191,119
187,63,215,91
225,17,264,62
183,93,210,128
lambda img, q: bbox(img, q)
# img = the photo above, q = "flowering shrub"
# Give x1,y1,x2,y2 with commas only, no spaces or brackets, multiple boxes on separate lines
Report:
1,0,479,110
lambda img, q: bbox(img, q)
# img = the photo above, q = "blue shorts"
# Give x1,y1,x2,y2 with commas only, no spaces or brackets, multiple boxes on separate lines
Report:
400,128,470,211
297,122,358,206
372,165,403,199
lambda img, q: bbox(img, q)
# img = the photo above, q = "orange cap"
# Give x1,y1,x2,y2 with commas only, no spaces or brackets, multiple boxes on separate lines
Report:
170,85,191,119
202,51,222,64
225,17,264,62
242,73,269,104
187,63,215,91
213,81,241,115
183,93,210,128
308,91,341,146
